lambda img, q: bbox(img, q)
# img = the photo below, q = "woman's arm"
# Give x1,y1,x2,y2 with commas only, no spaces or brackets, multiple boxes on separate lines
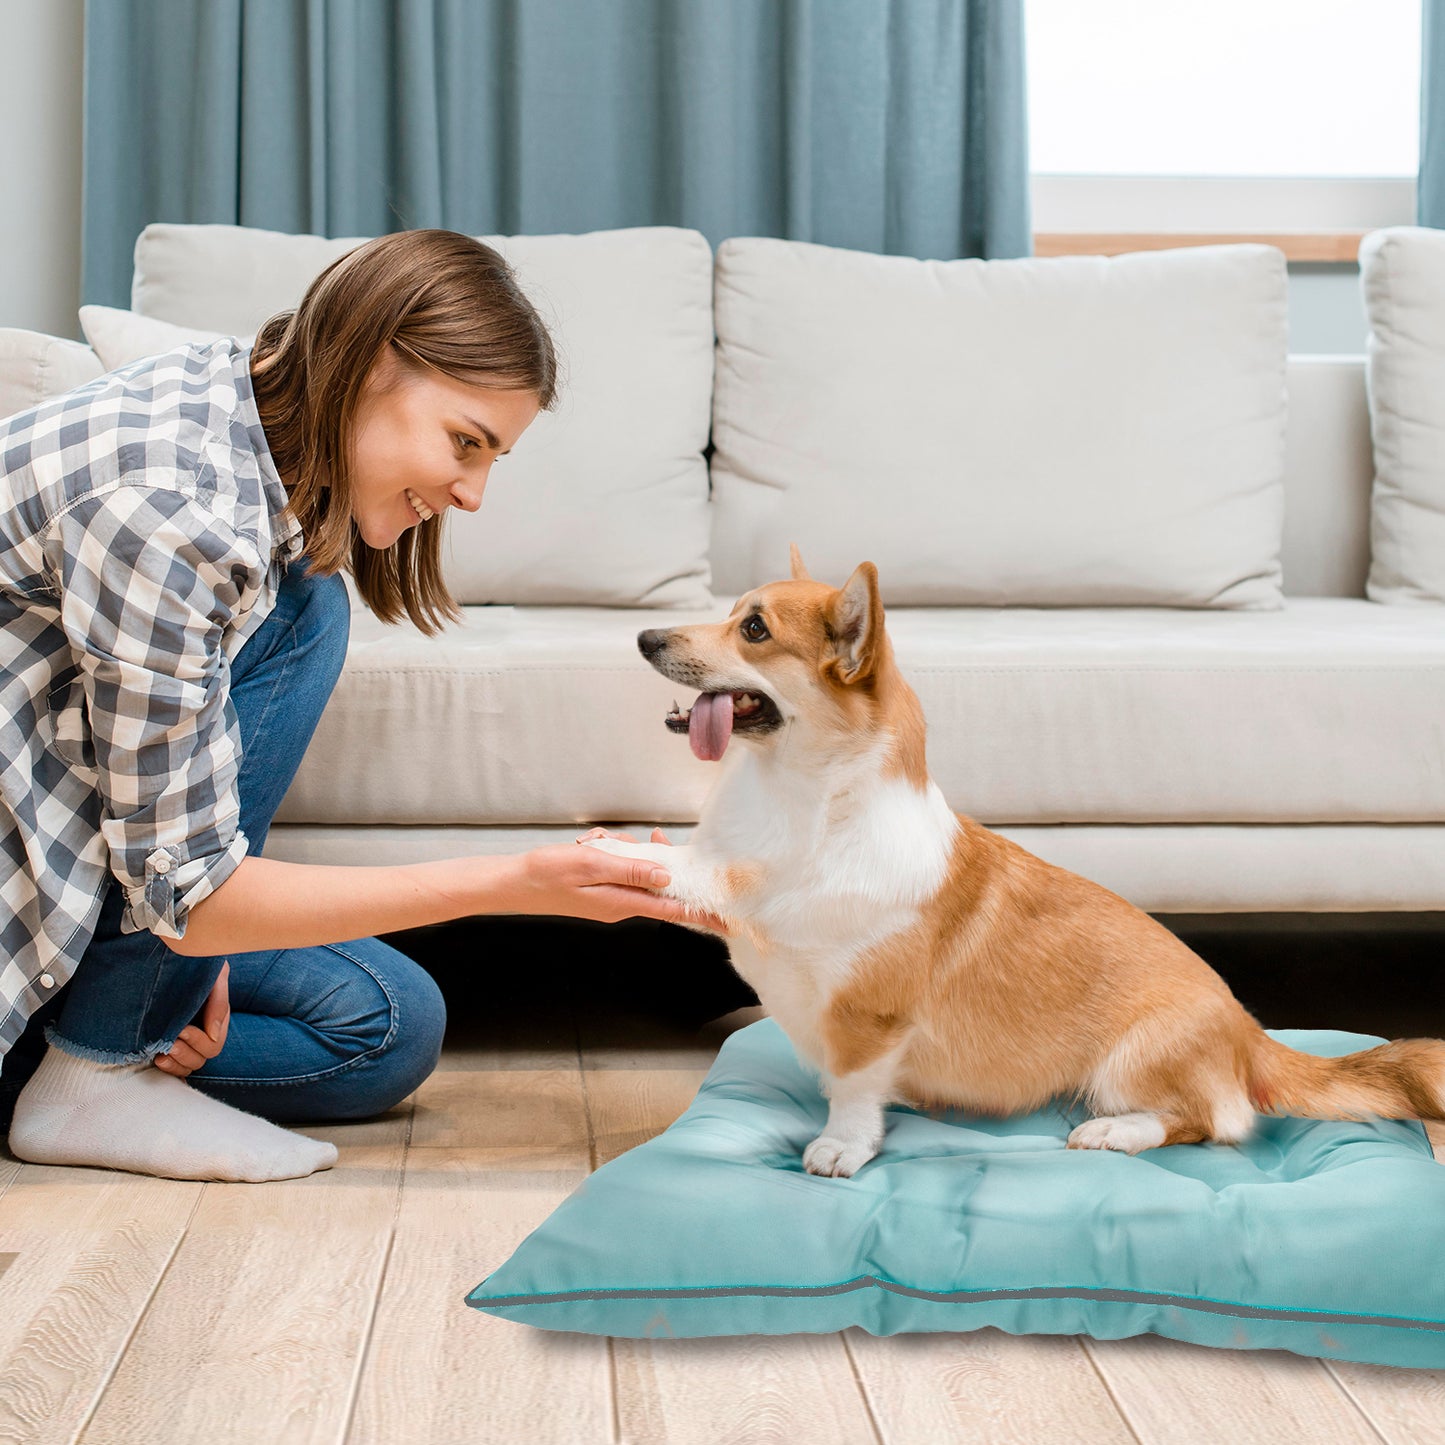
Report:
166,843,720,956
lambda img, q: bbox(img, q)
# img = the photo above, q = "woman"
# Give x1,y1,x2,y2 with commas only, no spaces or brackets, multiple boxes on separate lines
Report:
0,229,710,1184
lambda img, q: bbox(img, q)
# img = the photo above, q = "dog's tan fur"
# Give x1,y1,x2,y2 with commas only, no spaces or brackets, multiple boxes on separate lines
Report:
595,551,1445,1173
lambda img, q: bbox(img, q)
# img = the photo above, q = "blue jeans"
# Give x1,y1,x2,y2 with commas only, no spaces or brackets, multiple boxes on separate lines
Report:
40,558,447,1124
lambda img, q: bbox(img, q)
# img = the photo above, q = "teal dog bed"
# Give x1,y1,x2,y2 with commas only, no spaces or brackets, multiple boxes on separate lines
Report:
465,1018,1445,1367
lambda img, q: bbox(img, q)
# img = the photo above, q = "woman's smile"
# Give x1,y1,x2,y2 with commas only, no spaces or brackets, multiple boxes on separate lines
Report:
405,488,436,523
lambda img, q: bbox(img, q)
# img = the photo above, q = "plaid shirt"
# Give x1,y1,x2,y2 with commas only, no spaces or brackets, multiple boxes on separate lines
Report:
0,339,304,1060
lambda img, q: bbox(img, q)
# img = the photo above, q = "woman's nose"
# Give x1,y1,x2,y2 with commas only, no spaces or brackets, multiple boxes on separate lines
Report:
451,474,486,512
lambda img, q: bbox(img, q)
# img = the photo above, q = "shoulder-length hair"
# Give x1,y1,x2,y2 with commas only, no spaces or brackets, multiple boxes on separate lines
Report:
249,229,558,635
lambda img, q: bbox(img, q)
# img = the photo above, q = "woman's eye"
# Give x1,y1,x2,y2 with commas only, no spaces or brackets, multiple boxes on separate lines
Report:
455,434,480,453
743,615,769,642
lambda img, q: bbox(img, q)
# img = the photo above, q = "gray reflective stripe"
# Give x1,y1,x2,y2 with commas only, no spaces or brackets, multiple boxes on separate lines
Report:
465,1277,1445,1332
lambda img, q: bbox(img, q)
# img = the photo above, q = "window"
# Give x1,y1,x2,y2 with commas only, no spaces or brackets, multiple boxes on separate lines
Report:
1026,0,1420,179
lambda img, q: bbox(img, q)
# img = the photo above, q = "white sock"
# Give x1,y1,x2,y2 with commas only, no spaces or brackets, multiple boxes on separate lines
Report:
7,1042,339,1183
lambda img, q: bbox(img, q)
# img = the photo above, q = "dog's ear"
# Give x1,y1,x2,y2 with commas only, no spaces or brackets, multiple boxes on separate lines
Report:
789,542,812,581
827,562,883,686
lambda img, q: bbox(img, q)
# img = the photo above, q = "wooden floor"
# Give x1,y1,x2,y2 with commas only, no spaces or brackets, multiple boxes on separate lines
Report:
2,919,1444,1444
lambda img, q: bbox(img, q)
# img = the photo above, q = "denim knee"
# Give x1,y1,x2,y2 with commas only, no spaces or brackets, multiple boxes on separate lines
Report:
324,943,447,1119
291,566,351,686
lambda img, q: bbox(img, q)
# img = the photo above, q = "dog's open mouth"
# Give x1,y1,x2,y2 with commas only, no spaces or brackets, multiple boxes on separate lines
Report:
666,689,781,761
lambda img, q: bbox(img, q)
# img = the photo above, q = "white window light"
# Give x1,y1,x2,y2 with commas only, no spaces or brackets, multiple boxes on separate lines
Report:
1026,0,1421,179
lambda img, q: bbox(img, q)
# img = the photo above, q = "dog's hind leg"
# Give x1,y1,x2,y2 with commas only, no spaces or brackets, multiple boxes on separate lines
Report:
1067,1082,1254,1152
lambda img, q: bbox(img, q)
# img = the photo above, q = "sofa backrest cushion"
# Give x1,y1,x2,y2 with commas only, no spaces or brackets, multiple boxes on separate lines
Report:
709,237,1289,608
131,223,715,608
1358,225,1445,606
79,305,228,371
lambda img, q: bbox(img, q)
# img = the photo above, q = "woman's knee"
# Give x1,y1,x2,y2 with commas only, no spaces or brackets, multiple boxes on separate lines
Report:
321,941,447,1118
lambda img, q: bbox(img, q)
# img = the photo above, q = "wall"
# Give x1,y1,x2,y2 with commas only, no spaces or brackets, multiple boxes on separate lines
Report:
0,0,84,339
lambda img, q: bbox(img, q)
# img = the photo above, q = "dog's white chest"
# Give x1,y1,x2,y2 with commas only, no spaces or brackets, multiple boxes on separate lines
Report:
697,755,958,1043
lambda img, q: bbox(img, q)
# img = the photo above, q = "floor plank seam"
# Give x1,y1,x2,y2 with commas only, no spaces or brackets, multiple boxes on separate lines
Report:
574,1017,601,1177
1320,1359,1395,1445
337,1098,416,1445
837,1330,889,1445
72,1178,208,1445
1076,1337,1147,1445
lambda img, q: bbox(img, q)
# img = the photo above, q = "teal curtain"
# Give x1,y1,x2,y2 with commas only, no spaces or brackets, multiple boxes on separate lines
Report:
82,0,1032,308
1422,0,1445,224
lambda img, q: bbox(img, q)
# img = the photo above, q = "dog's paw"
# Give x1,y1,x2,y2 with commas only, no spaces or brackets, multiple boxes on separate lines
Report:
1066,1113,1166,1154
803,1134,877,1178
582,837,671,880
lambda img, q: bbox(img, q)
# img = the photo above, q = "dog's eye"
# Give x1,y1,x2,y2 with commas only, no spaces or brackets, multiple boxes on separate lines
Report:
742,614,770,642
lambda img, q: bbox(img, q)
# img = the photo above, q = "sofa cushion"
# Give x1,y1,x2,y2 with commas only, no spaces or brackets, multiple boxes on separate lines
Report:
1359,226,1445,606
710,238,1289,609
131,222,715,608
274,598,1445,829
79,305,226,371
0,329,104,420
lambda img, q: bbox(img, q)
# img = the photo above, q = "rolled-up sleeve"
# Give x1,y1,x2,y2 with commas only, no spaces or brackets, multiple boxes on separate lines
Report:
50,482,264,939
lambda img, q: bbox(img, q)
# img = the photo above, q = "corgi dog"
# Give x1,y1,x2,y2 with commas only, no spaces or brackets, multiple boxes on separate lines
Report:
586,548,1445,1178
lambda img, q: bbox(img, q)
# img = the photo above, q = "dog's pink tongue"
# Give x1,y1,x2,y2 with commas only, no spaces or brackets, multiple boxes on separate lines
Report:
689,692,733,762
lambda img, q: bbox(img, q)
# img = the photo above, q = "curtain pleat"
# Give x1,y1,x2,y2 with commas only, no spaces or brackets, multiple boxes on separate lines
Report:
1420,0,1445,226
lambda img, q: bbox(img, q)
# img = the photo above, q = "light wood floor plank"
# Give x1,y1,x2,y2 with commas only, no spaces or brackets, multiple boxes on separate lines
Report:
1082,1334,1381,1444
845,1329,1138,1445
345,1025,612,1445
1324,1359,1445,1445
347,1144,610,1445
577,1007,883,1445
0,1164,203,1445
74,1110,408,1445
611,1334,884,1445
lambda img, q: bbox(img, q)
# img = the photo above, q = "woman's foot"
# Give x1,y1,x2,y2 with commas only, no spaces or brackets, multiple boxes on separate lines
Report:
7,1042,338,1182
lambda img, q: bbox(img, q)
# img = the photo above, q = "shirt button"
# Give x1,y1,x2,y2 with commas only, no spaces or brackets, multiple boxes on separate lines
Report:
151,852,173,875
39,974,54,987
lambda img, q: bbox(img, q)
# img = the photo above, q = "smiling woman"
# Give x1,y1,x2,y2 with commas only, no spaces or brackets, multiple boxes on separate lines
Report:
1,228,725,1187
248,230,554,633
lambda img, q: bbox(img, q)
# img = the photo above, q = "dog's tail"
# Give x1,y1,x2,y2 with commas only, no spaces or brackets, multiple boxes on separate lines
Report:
1246,1030,1445,1122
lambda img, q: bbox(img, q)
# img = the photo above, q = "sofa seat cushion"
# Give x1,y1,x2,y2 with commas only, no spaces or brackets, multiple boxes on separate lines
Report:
275,598,1445,828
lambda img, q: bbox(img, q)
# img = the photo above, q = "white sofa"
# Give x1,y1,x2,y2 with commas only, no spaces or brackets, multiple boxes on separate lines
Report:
4,223,1444,914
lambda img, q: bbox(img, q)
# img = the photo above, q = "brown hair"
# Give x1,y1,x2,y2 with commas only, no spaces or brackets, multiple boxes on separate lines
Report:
248,229,558,634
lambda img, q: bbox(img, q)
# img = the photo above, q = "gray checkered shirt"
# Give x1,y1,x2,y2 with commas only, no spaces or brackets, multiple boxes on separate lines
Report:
0,339,304,1061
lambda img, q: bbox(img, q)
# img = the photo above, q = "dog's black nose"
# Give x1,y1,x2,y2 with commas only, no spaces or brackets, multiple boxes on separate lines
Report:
637,629,669,657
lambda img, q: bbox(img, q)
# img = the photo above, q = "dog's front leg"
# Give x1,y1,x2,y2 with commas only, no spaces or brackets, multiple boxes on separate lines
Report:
803,1000,915,1179
580,837,737,932
803,1043,909,1179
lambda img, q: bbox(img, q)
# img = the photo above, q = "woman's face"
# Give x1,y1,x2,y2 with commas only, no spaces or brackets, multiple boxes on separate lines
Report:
348,345,542,549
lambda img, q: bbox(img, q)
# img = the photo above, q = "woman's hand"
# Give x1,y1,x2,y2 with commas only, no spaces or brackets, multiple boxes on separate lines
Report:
505,840,727,933
154,960,231,1078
